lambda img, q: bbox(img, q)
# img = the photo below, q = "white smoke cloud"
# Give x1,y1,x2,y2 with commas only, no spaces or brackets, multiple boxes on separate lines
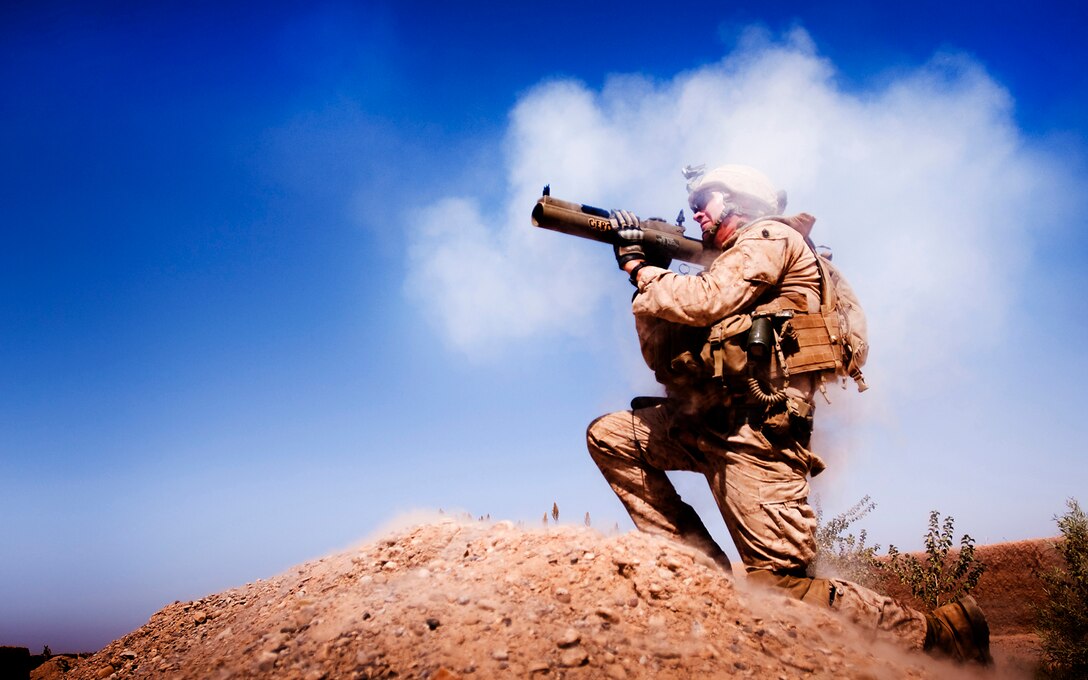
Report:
406,28,1076,388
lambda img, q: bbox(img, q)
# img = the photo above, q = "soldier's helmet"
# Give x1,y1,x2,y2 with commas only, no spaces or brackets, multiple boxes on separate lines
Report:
685,164,787,220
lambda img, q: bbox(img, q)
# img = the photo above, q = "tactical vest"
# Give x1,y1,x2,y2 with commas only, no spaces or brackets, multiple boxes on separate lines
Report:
704,224,868,392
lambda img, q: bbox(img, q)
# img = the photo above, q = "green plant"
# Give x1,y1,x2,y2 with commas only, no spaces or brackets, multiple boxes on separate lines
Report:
809,495,882,587
883,510,985,609
1035,498,1088,678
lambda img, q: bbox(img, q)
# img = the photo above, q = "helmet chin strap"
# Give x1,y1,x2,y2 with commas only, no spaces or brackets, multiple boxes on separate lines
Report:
701,203,728,235
714,202,739,229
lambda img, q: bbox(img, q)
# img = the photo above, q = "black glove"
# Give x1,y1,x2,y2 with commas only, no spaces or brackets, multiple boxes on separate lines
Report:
610,209,646,270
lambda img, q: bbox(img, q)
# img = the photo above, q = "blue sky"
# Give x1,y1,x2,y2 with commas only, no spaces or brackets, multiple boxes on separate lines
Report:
3,0,1086,652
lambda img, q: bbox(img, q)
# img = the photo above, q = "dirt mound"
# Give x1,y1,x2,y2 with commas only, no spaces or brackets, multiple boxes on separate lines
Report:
57,520,1008,679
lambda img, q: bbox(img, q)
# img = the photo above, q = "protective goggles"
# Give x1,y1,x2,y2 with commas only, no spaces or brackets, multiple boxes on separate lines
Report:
689,189,740,221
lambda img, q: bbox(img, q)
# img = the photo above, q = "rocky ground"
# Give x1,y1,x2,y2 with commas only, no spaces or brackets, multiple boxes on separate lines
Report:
35,519,1053,679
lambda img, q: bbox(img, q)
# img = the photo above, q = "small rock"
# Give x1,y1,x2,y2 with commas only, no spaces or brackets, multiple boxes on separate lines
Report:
527,660,550,673
119,649,136,660
256,651,278,673
595,607,619,623
605,664,628,679
426,617,441,630
553,588,571,604
94,666,114,680
556,628,581,648
659,555,685,571
265,633,288,653
559,648,589,667
193,611,208,624
382,561,398,570
491,649,509,661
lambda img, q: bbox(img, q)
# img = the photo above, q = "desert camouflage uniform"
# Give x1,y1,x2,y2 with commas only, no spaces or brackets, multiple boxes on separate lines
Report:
587,215,927,648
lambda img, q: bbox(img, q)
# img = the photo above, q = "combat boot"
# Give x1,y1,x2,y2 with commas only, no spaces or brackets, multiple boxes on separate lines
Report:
923,595,993,666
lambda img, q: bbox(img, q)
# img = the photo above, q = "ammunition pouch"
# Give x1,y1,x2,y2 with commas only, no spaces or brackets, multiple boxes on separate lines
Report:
778,312,840,376
705,314,752,380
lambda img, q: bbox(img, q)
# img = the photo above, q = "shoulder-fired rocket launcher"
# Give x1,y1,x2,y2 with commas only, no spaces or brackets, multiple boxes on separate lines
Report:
530,187,718,268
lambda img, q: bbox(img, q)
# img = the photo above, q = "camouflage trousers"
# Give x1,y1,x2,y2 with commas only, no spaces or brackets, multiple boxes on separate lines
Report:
586,402,927,649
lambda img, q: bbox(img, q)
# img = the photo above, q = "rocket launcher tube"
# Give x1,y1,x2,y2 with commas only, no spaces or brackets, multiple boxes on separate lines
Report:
531,194,718,268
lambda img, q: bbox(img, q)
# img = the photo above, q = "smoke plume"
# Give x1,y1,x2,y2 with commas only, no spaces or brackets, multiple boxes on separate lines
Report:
404,27,1085,544
407,28,1073,380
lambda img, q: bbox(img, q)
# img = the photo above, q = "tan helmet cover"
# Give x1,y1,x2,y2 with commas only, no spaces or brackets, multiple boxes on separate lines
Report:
686,164,787,219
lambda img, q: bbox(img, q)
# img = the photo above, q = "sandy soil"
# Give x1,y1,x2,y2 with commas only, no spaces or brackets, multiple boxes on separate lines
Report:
36,519,1051,680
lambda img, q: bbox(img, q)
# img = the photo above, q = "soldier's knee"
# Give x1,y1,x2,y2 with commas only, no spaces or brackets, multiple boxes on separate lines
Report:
587,410,625,439
586,414,607,451
586,411,629,461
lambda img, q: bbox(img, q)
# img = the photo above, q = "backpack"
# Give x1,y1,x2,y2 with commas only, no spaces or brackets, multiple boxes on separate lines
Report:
768,214,869,391
815,253,869,391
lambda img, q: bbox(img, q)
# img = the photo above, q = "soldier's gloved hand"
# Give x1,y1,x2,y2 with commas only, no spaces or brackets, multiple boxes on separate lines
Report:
611,209,646,270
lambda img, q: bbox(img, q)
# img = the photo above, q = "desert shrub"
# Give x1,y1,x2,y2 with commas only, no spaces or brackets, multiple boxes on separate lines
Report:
883,510,985,609
809,495,882,587
1035,498,1088,679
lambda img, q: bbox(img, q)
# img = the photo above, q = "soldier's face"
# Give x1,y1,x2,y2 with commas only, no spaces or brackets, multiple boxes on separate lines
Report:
693,191,729,242
692,191,724,226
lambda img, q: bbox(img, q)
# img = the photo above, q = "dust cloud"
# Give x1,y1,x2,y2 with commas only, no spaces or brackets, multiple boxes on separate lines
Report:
405,26,1085,546
408,27,1075,388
